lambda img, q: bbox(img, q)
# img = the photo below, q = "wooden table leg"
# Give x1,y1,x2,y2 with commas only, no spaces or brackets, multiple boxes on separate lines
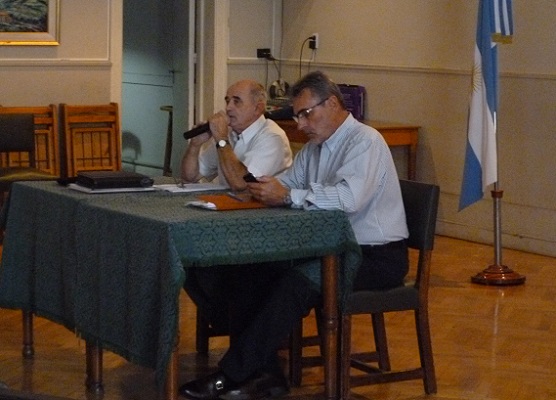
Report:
85,341,104,395
164,331,179,400
22,310,34,358
321,254,339,399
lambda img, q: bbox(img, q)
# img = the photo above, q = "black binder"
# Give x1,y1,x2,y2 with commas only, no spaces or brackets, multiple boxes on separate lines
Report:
76,171,154,190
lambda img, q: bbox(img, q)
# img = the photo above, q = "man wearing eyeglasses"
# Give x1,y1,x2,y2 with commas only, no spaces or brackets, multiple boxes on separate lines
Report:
179,71,408,400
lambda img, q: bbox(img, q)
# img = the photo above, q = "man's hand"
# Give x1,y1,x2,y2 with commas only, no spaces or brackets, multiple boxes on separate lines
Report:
247,176,289,206
188,123,211,146
209,111,230,141
188,110,230,146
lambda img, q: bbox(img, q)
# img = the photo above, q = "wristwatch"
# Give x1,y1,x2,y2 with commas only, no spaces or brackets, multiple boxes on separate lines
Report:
283,190,293,206
215,139,229,149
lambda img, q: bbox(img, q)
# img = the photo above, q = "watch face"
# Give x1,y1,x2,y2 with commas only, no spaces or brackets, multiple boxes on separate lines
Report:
217,139,228,148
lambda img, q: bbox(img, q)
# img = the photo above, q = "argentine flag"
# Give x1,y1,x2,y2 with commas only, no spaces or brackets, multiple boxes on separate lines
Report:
459,0,513,210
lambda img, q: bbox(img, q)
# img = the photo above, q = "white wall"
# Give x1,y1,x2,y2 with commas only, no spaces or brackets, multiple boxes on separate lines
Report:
0,0,121,106
226,0,556,257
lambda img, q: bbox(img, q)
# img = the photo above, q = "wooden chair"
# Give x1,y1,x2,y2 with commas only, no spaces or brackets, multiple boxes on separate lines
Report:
60,103,122,177
289,180,439,396
0,105,59,176
339,179,439,397
0,107,59,206
288,309,324,386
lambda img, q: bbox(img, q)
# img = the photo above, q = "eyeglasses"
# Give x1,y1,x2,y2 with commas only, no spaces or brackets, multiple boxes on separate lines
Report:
292,97,329,123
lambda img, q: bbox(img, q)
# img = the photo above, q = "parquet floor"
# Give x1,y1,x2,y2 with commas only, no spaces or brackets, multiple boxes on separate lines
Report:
1,236,555,400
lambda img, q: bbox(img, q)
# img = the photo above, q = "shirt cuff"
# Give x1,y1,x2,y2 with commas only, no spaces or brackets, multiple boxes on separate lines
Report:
290,188,309,208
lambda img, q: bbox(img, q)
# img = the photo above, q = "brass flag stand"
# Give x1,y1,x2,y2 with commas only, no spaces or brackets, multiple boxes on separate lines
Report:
471,182,525,285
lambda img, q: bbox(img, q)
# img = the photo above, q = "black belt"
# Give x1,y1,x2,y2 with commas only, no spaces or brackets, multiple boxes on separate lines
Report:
360,239,407,253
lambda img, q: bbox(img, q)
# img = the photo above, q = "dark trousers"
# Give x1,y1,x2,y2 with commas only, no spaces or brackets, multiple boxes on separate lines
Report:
355,239,409,290
184,261,319,382
183,240,408,383
219,264,319,382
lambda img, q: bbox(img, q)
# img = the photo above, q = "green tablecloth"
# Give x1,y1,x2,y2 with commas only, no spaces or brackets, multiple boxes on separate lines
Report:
0,181,361,385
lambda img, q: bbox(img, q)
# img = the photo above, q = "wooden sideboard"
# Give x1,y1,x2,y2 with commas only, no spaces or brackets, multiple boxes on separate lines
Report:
275,119,419,180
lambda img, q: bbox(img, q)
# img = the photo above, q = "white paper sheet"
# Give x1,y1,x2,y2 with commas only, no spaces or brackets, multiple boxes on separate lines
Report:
185,200,217,210
152,183,227,193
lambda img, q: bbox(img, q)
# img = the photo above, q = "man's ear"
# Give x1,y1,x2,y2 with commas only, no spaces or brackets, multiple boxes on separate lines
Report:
255,101,266,114
327,95,341,110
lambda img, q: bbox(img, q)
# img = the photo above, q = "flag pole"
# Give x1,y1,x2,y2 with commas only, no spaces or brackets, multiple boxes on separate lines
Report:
470,173,526,286
464,0,525,286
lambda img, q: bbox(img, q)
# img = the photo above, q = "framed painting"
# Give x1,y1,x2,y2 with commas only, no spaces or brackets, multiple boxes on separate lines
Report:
0,0,59,45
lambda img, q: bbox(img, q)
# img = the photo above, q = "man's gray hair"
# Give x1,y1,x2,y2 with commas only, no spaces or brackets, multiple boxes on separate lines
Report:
290,71,346,109
250,82,268,106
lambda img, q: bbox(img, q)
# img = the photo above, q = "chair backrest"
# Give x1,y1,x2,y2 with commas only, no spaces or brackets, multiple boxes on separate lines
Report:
0,105,59,174
61,102,122,177
399,179,440,294
0,114,35,153
399,179,440,252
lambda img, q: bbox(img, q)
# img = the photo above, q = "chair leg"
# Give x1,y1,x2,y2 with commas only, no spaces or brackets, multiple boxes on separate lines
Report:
289,308,326,387
340,314,352,399
289,318,303,387
415,309,437,394
314,307,326,355
371,313,391,371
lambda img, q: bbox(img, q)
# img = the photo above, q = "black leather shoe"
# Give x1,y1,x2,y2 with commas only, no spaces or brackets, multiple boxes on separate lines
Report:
218,371,289,400
179,371,233,399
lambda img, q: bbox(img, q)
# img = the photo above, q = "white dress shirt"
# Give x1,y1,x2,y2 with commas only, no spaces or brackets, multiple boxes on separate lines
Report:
198,115,292,186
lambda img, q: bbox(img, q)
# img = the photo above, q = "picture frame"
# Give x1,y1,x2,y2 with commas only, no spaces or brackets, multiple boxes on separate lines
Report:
0,0,60,46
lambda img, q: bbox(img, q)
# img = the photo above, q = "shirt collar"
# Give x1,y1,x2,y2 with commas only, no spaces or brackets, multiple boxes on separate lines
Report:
231,114,266,143
322,113,356,152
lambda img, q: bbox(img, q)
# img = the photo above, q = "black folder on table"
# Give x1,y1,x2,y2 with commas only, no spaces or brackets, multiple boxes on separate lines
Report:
76,171,154,190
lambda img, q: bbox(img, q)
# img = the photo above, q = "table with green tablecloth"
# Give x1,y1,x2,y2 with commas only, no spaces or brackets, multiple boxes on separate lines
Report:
0,181,361,400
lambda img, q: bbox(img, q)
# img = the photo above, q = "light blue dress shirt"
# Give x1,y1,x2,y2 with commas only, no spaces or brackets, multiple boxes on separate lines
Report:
278,114,408,246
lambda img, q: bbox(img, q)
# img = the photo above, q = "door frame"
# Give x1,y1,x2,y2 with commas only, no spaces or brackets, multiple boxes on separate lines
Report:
195,0,229,121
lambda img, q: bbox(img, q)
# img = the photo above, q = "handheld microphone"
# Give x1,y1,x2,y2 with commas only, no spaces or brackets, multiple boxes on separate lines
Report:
183,123,210,140
183,106,293,140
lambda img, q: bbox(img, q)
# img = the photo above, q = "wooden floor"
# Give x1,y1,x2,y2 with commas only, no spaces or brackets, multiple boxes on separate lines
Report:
1,235,555,400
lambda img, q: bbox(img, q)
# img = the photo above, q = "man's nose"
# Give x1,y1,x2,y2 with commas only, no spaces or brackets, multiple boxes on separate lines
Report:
296,117,308,130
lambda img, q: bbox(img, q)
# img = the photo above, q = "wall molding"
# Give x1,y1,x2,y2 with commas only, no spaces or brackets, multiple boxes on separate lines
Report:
437,191,556,258
437,219,556,258
0,59,112,67
228,57,556,81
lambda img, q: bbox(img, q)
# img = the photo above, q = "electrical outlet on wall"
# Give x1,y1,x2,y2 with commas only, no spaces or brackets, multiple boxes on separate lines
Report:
309,33,319,50
257,48,271,58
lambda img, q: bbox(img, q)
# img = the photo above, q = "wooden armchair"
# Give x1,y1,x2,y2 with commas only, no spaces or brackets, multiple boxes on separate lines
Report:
60,103,122,177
